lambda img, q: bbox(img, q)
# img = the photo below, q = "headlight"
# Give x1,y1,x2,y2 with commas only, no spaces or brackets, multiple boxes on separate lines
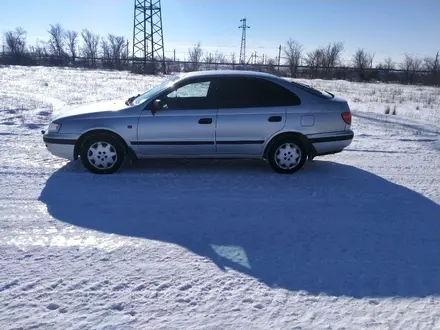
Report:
48,122,61,133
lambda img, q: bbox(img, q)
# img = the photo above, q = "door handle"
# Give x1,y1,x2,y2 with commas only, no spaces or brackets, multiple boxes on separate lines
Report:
268,116,282,122
198,118,212,124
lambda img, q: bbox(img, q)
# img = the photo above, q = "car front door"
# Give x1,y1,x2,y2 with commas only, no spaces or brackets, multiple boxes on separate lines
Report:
136,77,217,156
215,77,301,155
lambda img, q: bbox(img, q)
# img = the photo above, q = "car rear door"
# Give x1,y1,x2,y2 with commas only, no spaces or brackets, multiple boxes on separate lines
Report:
215,76,300,155
135,77,217,156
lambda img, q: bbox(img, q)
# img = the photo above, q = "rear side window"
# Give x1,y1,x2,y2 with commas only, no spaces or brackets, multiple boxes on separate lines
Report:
216,77,301,108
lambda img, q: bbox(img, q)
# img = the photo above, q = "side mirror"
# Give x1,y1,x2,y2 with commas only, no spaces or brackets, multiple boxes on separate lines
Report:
153,99,163,110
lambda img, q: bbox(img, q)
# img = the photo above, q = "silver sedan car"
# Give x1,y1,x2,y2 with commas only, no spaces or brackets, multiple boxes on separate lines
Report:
42,70,354,174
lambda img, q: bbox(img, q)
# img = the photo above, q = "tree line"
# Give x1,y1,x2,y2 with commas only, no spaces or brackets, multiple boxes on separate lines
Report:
280,39,439,86
1,24,439,86
1,24,129,70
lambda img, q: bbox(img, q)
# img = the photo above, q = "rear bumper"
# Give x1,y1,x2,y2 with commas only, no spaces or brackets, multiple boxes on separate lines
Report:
43,136,76,160
308,130,354,156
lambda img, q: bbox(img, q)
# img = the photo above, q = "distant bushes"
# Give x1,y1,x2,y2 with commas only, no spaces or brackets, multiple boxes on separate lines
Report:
385,105,397,115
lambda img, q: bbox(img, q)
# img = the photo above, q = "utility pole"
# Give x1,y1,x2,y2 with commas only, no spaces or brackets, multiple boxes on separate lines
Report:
278,45,282,73
247,53,253,65
173,49,176,62
238,18,250,65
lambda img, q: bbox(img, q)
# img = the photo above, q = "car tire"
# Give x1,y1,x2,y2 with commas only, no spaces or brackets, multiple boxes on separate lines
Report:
79,133,125,174
267,136,307,174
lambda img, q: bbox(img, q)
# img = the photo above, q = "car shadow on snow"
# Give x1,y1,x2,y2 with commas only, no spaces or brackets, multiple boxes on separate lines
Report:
39,159,440,299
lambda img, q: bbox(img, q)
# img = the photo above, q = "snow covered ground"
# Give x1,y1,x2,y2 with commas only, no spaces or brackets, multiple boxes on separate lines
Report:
0,66,439,330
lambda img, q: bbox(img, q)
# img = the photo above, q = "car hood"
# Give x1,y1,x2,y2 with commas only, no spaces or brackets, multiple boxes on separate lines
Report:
52,99,130,121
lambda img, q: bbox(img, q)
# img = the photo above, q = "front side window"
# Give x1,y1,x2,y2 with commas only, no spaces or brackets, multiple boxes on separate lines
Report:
132,75,181,106
167,81,210,98
160,80,214,110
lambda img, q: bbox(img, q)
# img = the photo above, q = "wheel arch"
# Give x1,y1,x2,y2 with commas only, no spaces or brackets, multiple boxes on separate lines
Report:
263,131,316,159
74,128,135,160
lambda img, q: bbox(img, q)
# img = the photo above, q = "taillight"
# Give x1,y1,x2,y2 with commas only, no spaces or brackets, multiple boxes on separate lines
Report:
341,112,351,125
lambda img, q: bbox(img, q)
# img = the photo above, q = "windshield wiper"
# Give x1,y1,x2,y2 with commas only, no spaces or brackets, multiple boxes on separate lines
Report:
125,94,140,106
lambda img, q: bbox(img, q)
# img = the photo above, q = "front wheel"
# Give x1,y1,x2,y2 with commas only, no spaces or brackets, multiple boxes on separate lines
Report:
79,133,125,174
267,137,307,174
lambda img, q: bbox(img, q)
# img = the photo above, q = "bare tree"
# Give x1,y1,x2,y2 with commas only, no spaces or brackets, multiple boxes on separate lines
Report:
266,57,277,74
187,42,203,71
101,38,111,68
231,52,237,69
303,42,343,79
203,52,213,62
424,51,439,71
28,39,48,64
284,38,303,77
98,34,127,69
399,54,412,84
375,57,395,82
214,51,226,69
108,35,126,68
304,48,323,67
352,48,375,81
201,50,226,70
399,54,422,84
412,58,422,71
47,23,66,62
3,27,27,64
304,47,325,78
322,42,344,78
166,56,181,73
203,52,214,70
383,57,395,70
65,30,79,62
399,54,412,73
81,29,100,67
4,27,27,55
352,48,374,69
424,51,439,85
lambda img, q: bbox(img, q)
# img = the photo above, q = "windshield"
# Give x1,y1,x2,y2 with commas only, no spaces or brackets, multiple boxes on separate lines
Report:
132,74,182,106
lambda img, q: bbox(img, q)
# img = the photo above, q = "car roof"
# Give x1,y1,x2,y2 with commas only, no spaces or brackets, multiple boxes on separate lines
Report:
181,70,281,80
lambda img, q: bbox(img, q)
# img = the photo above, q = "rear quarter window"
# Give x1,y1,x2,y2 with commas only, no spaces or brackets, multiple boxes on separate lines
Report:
289,80,333,99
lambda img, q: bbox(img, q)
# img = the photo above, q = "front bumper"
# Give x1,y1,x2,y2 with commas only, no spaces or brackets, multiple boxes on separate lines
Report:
42,135,77,160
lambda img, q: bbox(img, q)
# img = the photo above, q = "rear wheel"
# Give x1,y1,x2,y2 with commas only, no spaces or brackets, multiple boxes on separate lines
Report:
79,133,125,174
267,136,307,174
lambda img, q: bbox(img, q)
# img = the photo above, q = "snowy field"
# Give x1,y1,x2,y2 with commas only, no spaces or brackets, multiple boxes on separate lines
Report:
0,66,439,329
